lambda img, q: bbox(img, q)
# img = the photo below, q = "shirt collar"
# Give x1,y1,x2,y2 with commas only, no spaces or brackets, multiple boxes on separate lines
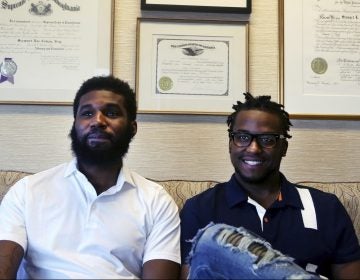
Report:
225,173,303,209
225,174,248,208
275,174,303,209
119,166,137,189
64,159,77,177
64,159,136,194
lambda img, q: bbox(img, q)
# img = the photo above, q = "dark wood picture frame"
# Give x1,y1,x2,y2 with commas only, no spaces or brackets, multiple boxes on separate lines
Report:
141,0,251,14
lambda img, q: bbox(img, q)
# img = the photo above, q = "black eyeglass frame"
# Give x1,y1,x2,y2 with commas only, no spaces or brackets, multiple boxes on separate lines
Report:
229,131,287,148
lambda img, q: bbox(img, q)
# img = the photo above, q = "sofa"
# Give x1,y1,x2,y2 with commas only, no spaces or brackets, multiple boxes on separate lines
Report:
1,170,359,240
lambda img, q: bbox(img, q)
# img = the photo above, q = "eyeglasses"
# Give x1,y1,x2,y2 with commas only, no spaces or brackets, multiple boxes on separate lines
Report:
229,131,286,149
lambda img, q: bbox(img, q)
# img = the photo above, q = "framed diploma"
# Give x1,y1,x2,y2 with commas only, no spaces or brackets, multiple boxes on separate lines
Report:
279,0,360,119
141,0,251,14
136,18,249,115
0,0,113,105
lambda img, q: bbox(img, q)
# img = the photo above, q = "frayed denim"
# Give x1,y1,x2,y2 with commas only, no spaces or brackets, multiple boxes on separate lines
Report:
187,223,321,279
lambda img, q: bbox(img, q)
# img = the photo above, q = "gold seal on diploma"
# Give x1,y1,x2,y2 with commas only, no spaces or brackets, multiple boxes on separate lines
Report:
158,76,173,91
311,57,328,74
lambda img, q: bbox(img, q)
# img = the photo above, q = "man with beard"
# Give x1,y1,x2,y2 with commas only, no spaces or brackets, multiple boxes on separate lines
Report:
180,93,360,279
0,75,180,279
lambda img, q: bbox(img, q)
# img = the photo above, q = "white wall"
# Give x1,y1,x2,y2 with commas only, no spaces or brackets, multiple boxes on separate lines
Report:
1,0,359,182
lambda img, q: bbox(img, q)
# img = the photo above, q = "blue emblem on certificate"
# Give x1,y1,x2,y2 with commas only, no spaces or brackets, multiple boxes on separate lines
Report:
0,58,18,84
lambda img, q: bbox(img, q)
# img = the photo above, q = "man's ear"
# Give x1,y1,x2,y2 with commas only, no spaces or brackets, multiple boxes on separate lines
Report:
131,121,137,137
229,138,232,153
282,140,288,157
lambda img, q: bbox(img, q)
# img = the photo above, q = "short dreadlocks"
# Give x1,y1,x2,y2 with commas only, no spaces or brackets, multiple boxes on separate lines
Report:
227,92,292,139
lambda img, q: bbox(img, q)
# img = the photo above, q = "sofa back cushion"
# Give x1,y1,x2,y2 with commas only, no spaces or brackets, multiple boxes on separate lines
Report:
0,171,30,202
1,171,359,240
154,179,218,210
158,179,360,241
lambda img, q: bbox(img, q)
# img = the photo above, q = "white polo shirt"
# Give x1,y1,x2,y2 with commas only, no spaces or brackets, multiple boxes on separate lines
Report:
0,160,180,279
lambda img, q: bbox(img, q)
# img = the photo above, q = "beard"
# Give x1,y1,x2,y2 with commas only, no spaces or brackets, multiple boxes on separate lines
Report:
70,123,134,167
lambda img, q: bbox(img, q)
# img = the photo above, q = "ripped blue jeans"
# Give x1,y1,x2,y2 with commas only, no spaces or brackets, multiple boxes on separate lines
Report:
187,223,321,279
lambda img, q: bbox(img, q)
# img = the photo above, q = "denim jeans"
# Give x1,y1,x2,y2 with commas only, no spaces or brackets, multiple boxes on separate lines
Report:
187,223,321,279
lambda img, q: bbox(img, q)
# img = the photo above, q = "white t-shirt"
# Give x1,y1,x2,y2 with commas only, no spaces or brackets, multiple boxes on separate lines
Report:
0,160,180,279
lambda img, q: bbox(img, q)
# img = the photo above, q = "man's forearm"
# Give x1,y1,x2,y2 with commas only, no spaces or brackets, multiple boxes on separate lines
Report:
0,240,24,279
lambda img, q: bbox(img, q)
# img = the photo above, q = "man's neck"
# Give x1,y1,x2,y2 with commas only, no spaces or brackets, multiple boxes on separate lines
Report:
235,173,282,209
78,161,122,195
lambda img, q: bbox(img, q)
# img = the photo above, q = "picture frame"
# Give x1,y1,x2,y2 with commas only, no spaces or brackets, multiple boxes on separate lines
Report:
0,0,113,105
141,0,251,14
136,18,249,115
279,0,360,119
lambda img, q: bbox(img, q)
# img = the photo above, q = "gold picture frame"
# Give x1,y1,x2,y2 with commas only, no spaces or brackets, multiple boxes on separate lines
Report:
0,0,114,105
279,0,360,119
136,18,249,115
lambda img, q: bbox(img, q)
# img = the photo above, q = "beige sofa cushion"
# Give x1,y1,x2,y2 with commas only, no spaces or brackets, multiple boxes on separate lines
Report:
154,179,218,210
1,171,359,240
0,171,30,201
158,180,360,240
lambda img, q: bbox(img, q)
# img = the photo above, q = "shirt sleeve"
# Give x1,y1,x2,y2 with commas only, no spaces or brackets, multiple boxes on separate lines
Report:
142,188,181,264
329,195,360,264
0,178,28,250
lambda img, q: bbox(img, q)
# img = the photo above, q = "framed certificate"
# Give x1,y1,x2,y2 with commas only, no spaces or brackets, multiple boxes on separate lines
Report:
136,18,249,115
141,0,251,14
279,0,360,119
0,0,113,105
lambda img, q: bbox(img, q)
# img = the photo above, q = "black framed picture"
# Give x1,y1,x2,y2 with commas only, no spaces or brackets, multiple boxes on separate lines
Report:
141,0,251,14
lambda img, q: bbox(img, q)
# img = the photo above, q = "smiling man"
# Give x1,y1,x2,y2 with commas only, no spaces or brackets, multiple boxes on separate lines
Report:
0,75,180,279
180,93,360,279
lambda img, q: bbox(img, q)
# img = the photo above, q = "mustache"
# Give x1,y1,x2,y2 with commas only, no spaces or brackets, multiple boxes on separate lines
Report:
86,128,112,139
